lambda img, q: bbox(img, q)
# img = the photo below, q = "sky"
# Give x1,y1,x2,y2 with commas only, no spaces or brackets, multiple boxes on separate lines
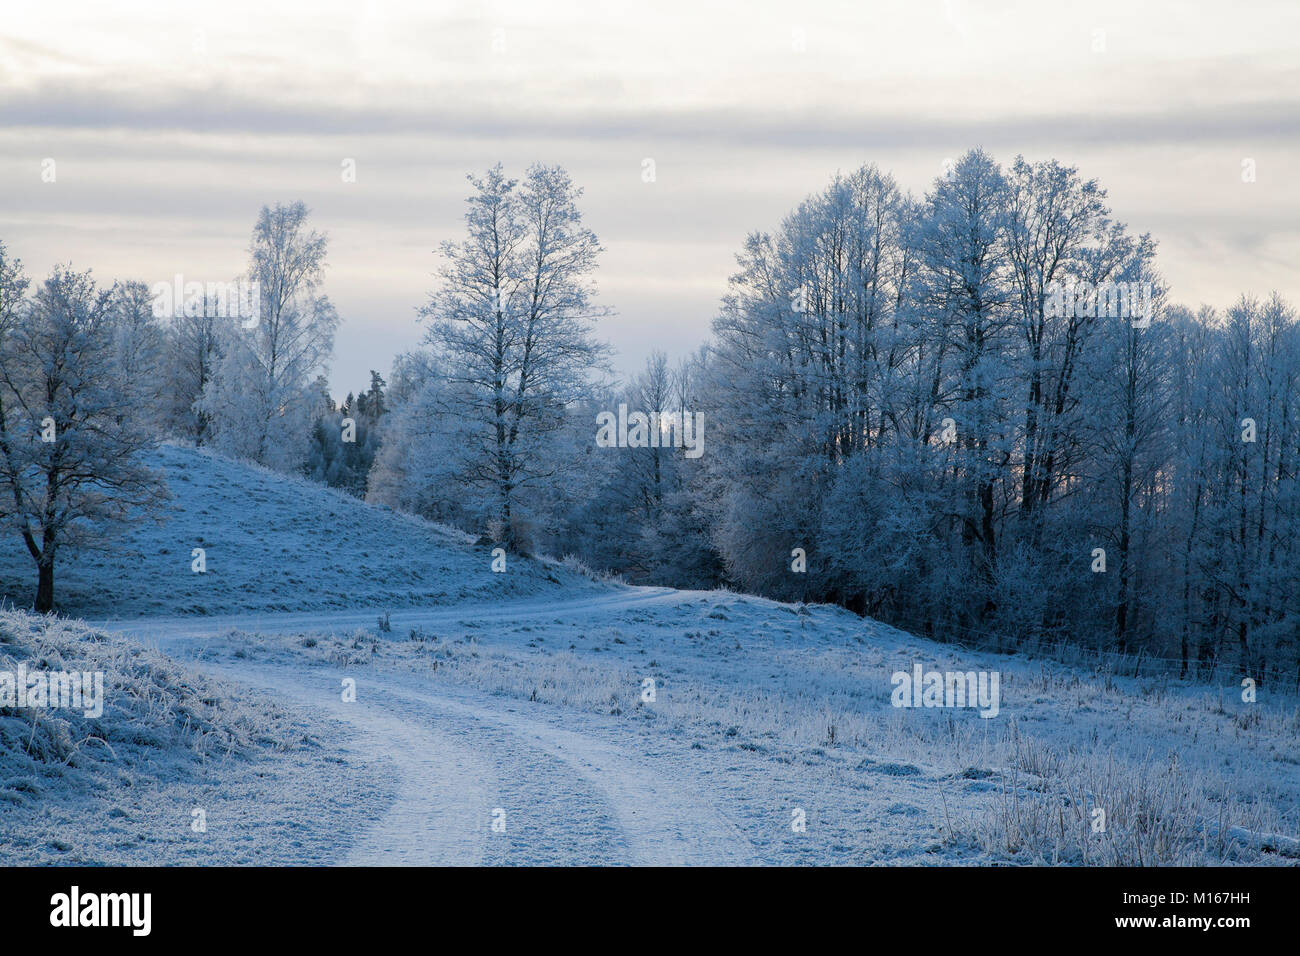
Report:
3,0,1298,396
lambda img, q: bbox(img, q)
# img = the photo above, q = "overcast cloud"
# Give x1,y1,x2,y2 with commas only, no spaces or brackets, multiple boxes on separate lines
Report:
4,0,1298,393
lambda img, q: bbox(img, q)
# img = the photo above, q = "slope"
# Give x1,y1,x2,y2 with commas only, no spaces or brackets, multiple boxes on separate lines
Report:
0,443,606,618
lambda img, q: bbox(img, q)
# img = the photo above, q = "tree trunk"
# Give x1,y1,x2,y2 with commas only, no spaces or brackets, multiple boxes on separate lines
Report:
35,559,54,613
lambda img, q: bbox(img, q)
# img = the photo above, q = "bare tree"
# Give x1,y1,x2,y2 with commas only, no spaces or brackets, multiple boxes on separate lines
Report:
0,241,31,537
0,265,167,612
200,202,338,471
421,164,609,550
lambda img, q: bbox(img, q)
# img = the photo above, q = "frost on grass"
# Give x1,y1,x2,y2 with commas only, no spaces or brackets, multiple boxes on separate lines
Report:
0,610,391,864
0,443,606,618
201,592,1300,866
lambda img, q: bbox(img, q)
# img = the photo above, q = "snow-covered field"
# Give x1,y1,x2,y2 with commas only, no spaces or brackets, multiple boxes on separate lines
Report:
3,445,1297,865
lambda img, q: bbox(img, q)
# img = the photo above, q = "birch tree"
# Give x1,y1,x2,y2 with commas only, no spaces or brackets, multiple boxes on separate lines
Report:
200,202,338,471
420,164,609,550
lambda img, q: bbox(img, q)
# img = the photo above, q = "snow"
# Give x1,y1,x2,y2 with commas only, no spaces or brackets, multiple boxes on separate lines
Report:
147,590,1292,865
4,444,1297,865
0,610,393,864
0,442,605,619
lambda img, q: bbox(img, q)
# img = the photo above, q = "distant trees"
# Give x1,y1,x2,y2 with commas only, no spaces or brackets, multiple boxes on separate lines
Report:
1185,295,1300,678
161,297,227,444
304,370,387,496
199,201,339,472
364,349,471,523
0,263,166,612
551,350,722,586
109,280,169,431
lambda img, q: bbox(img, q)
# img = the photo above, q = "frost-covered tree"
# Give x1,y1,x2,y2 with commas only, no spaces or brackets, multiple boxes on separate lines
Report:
418,164,610,550
0,266,167,612
1005,156,1126,522
109,280,168,431
200,202,338,472
705,164,914,599
161,298,229,444
911,149,1017,622
0,241,31,538
1082,247,1171,650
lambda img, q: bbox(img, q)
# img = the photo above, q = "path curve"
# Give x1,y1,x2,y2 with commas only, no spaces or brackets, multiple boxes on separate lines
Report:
102,602,763,866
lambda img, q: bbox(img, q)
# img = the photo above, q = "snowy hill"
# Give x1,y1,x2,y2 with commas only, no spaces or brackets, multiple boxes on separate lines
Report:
0,443,605,618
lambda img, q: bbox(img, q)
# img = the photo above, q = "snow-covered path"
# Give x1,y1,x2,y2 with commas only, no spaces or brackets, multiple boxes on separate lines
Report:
100,591,763,866
92,586,681,643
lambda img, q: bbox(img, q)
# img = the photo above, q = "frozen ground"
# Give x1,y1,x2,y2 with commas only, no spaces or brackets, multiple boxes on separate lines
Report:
0,611,393,864
94,590,1300,865
0,442,602,618
3,445,1298,865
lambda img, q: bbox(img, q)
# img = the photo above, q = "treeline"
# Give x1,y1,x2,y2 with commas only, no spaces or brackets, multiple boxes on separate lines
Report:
5,155,1296,685
374,153,1300,683
688,151,1300,683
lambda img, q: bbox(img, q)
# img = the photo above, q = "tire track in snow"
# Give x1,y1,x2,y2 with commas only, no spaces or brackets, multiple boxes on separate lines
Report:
196,659,498,865
371,673,762,866
92,586,681,644
114,614,760,865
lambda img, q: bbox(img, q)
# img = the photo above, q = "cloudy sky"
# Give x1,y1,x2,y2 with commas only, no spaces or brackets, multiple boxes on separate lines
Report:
4,0,1298,394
